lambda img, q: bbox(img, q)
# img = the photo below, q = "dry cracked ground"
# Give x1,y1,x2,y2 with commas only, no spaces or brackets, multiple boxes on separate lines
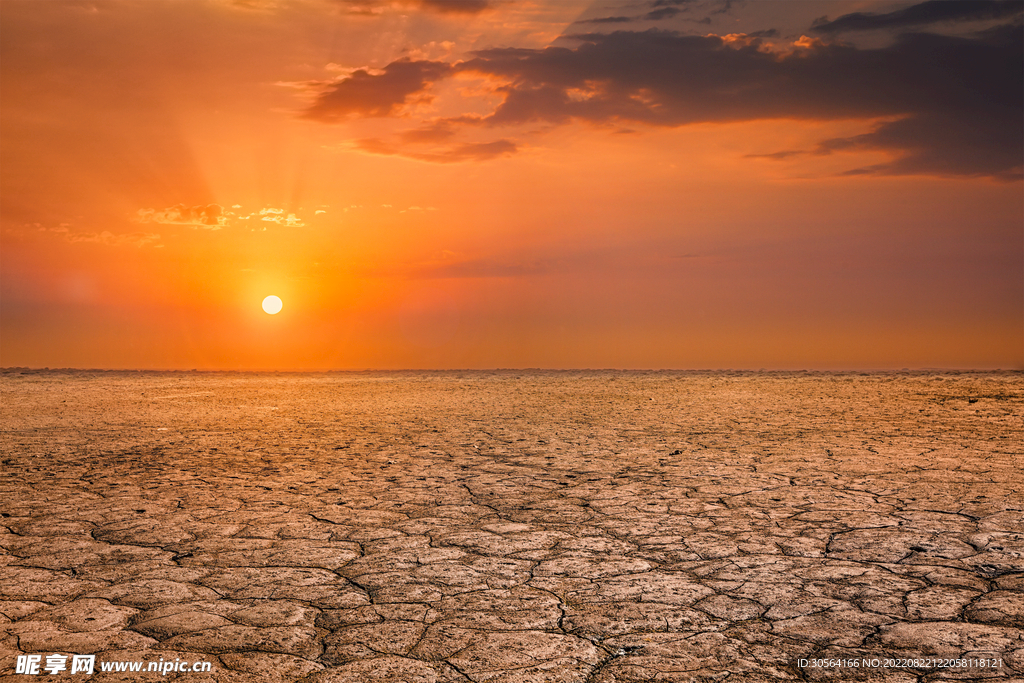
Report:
1,370,1022,682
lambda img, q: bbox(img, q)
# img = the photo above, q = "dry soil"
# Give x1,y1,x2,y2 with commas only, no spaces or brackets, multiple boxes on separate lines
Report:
1,370,1022,682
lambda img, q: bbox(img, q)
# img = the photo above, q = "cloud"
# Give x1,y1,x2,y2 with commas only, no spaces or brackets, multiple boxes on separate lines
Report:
373,252,549,279
20,223,161,247
299,13,1022,178
417,0,488,13
414,258,548,279
354,137,518,162
812,0,1023,34
260,213,305,226
644,7,681,21
304,59,454,121
332,0,490,14
135,204,312,228
67,231,162,247
399,121,457,143
248,207,305,226
135,204,228,228
576,16,634,25
824,111,1024,180
574,0,697,23
457,31,864,126
744,149,808,161
450,25,1020,178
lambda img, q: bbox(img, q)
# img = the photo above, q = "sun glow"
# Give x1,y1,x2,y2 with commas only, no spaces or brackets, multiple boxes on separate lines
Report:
262,295,283,315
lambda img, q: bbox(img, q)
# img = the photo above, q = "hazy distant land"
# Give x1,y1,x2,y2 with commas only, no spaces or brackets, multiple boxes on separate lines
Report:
2,370,1022,681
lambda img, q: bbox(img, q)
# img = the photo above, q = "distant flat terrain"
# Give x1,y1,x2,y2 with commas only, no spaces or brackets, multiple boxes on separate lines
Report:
2,370,1022,682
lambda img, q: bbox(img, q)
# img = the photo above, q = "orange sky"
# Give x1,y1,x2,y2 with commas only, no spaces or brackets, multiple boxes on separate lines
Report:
1,0,1021,370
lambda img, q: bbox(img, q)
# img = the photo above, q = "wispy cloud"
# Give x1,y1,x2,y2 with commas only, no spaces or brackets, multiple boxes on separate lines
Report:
67,231,162,247
811,0,1022,34
355,137,518,163
229,0,491,15
18,223,162,248
135,204,312,229
575,16,634,25
135,204,228,229
258,208,305,226
331,0,490,15
372,251,550,279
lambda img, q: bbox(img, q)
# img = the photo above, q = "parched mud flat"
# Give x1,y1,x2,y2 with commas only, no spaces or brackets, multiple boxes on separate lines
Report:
1,370,1022,683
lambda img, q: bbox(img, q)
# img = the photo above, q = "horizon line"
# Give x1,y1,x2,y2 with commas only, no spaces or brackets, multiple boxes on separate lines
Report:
2,366,1021,374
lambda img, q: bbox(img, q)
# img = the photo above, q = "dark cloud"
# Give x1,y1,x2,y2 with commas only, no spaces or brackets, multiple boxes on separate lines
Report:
304,59,452,120
355,137,517,162
305,16,1022,177
576,16,634,25
748,110,1024,181
333,0,490,15
827,111,1024,181
449,25,1022,178
812,0,1023,34
711,0,733,15
644,7,681,20
418,0,489,14
644,0,695,20
462,31,867,125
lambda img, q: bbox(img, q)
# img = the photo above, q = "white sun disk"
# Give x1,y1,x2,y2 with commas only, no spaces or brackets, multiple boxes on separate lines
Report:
262,295,283,315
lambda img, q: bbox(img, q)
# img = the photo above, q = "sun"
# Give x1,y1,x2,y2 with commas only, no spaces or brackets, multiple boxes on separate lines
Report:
262,295,283,315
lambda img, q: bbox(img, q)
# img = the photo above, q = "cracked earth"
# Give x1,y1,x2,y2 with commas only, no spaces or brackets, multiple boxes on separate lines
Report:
1,370,1022,682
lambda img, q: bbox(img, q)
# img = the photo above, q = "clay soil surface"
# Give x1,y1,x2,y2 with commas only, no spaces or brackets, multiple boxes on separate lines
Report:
2,370,1022,682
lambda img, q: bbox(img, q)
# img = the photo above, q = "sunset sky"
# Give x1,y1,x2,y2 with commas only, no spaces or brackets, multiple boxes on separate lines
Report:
1,0,1021,370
